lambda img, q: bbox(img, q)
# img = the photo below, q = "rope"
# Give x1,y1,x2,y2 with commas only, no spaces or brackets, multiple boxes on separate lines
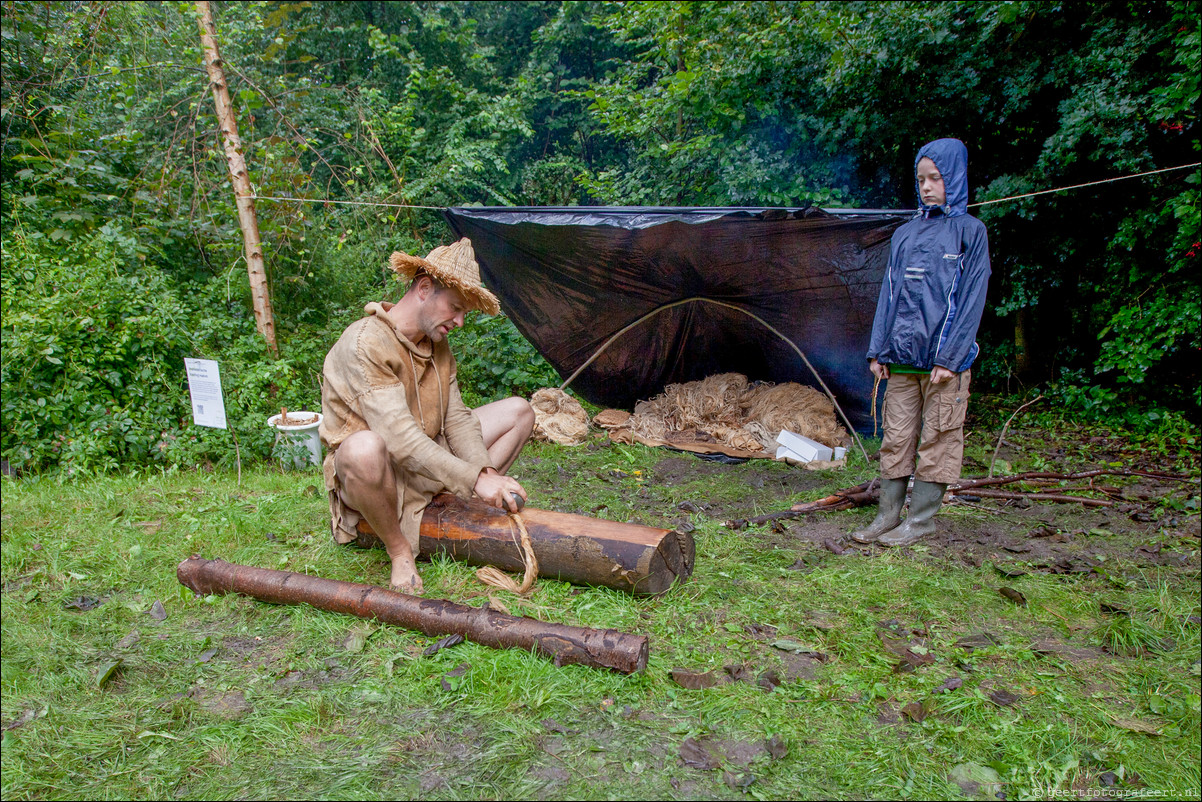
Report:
871,372,882,438
250,194,445,210
252,162,1200,213
968,163,1199,208
558,296,871,465
475,512,539,595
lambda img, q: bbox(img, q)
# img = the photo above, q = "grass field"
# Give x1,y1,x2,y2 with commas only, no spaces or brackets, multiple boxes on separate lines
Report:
2,417,1199,800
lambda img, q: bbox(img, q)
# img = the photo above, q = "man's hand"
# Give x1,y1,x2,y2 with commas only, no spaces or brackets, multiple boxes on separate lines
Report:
929,366,956,384
869,358,890,380
475,468,527,513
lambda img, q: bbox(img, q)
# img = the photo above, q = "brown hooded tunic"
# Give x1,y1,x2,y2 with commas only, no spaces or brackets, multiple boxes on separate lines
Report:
319,302,493,553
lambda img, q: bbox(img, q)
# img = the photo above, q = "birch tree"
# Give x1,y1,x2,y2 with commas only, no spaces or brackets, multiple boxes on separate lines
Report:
195,0,278,356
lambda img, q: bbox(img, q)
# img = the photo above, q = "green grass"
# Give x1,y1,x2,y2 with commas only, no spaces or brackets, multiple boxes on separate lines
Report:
2,434,1199,800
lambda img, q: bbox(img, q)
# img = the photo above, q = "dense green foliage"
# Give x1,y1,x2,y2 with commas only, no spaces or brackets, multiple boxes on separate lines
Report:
2,0,1198,474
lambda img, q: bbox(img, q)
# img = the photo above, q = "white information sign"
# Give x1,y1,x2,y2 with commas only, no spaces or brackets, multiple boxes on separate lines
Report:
184,358,228,429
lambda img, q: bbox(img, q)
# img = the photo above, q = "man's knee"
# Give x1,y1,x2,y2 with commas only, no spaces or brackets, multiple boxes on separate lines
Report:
335,431,391,487
508,396,535,434
479,396,535,436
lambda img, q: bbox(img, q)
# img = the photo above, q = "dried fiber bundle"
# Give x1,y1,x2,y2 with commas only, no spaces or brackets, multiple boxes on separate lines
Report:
627,411,668,443
709,425,765,453
530,388,589,446
592,409,631,429
616,373,845,458
742,420,777,452
631,373,748,432
741,382,847,449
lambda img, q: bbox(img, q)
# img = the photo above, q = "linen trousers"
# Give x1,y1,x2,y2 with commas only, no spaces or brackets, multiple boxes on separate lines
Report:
879,370,971,484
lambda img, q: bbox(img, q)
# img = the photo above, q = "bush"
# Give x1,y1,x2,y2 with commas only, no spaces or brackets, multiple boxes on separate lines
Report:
452,311,562,408
1,223,196,474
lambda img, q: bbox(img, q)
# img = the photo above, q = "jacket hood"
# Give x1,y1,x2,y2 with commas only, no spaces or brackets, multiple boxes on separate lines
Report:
915,138,969,217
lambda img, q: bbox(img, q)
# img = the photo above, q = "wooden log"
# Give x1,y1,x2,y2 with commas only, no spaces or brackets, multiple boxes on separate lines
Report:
177,557,648,674
355,494,693,596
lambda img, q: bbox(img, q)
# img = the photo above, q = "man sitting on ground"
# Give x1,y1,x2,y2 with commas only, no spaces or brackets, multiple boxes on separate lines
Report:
318,238,534,594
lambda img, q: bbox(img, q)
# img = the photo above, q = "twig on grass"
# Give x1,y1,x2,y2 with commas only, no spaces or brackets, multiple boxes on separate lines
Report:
1040,604,1073,626
989,395,1044,477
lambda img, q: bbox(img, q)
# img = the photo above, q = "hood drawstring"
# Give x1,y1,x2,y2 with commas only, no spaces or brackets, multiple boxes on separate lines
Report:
406,350,446,440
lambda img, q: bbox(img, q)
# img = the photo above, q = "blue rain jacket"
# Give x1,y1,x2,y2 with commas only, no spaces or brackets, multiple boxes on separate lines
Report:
867,138,991,372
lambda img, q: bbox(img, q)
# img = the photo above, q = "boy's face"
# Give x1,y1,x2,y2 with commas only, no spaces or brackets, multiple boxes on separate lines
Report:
916,157,946,207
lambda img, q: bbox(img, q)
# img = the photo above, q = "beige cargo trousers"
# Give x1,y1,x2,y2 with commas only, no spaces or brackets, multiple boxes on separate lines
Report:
879,370,971,484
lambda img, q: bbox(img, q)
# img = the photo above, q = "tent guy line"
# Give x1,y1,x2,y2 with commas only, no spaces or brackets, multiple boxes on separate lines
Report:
967,161,1201,208
249,161,1201,213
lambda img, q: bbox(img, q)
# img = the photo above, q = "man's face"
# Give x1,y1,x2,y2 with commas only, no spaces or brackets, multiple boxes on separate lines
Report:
417,282,470,343
916,157,946,207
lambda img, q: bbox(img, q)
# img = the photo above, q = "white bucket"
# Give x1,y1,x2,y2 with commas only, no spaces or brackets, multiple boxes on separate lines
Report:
267,411,323,469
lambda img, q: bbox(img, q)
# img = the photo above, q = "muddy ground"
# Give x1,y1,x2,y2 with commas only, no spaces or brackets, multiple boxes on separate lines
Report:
635,431,1201,581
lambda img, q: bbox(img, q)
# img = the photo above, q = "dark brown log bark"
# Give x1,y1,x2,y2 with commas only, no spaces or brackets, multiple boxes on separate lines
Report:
356,494,694,596
177,557,648,674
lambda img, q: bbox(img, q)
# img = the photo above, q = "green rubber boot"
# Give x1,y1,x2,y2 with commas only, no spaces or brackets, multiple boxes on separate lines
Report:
878,480,947,547
850,477,908,543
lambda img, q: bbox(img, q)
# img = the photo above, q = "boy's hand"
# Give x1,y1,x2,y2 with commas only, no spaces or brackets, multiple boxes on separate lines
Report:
869,358,890,380
929,366,956,384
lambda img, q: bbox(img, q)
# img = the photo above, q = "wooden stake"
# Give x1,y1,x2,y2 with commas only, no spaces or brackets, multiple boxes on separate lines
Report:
177,557,649,674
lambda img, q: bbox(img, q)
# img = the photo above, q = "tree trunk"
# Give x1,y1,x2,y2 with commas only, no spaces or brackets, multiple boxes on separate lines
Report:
195,0,278,356
176,557,649,674
1014,306,1032,380
355,494,695,596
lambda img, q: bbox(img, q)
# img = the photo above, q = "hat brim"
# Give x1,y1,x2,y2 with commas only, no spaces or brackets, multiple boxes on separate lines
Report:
389,251,501,316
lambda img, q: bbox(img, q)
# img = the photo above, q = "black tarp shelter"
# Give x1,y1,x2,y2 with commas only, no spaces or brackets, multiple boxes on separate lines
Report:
445,206,910,431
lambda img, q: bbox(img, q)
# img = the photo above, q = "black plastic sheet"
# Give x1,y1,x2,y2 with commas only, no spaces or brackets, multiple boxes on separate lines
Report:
445,206,909,430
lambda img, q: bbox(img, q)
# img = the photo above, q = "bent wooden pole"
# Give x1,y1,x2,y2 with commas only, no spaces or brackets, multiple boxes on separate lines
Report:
177,557,648,674
356,494,694,596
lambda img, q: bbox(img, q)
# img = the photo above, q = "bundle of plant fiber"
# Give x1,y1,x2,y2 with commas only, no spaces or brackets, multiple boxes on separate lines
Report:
592,409,631,429
740,382,847,449
529,388,589,446
629,373,748,435
626,373,770,452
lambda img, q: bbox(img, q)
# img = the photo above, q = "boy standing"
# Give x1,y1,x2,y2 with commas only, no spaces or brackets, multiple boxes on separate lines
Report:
851,138,991,547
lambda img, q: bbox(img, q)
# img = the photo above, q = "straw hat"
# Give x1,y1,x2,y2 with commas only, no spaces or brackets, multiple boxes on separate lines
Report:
389,238,501,316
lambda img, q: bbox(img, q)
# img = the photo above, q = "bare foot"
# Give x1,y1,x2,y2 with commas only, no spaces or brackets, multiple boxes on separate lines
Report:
389,560,423,595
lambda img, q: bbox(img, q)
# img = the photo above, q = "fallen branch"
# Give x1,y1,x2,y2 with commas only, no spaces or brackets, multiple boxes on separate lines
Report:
729,467,1192,528
728,480,877,528
958,488,1112,507
989,395,1043,477
952,469,1192,490
176,557,648,674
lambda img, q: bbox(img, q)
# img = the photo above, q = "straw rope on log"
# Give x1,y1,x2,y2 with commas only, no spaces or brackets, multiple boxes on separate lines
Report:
475,512,539,595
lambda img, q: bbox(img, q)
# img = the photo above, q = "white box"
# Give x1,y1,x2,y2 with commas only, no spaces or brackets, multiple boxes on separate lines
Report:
776,445,802,461
776,430,833,462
